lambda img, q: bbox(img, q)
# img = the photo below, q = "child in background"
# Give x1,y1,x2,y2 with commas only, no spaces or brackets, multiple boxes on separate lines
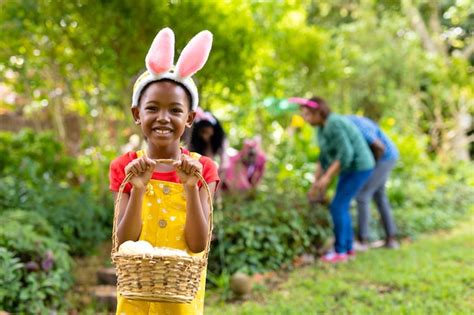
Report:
189,109,227,161
188,108,229,178
109,28,219,315
223,137,266,193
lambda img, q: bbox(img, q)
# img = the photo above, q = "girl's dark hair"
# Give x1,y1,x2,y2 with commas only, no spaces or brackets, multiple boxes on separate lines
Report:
138,79,193,111
310,96,331,119
189,117,226,156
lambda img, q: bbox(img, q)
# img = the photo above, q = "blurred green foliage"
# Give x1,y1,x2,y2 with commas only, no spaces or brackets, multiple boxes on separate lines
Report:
0,0,472,157
0,210,73,313
0,0,473,311
0,130,112,256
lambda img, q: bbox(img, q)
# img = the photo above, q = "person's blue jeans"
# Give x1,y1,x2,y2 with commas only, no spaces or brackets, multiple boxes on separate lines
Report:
330,169,373,253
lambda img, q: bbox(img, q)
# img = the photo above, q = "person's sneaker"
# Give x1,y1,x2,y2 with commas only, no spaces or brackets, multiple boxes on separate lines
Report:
353,240,369,252
347,250,356,259
384,238,400,249
320,252,348,263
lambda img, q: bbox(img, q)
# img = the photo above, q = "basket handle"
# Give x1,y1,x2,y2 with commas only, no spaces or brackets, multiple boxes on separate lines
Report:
111,158,214,260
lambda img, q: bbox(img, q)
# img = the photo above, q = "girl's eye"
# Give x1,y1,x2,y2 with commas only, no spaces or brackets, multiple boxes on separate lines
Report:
145,106,157,112
171,108,183,113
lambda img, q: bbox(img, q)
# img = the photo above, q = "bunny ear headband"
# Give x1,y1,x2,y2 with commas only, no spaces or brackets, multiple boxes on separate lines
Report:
194,108,217,125
132,27,213,110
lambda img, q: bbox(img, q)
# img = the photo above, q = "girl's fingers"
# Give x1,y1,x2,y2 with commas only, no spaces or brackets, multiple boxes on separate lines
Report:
173,160,182,170
132,161,141,173
183,160,192,174
182,157,202,174
146,157,157,167
145,157,156,170
135,163,142,174
138,158,147,172
135,159,146,174
131,165,139,175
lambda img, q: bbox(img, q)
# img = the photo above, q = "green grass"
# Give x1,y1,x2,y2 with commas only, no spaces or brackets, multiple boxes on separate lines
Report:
205,217,474,315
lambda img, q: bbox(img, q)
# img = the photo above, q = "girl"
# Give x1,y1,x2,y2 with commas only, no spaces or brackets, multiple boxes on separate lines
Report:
189,108,227,162
187,108,229,185
289,97,374,263
223,137,266,193
109,28,219,314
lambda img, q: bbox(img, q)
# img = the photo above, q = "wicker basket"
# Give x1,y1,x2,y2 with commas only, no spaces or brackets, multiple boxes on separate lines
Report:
111,159,213,303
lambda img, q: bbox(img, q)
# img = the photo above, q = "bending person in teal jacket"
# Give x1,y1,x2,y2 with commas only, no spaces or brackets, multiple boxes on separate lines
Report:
289,96,374,263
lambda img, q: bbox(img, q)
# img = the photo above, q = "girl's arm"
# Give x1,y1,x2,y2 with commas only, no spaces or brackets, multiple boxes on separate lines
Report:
174,156,217,253
321,160,340,183
115,157,156,246
184,182,216,253
115,188,145,246
316,160,340,190
314,161,324,180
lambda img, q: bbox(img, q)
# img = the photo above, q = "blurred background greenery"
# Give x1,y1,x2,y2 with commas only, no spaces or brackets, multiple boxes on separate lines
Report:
0,0,473,313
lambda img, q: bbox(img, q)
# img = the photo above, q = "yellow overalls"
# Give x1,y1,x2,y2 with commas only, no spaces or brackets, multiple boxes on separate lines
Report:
116,151,206,315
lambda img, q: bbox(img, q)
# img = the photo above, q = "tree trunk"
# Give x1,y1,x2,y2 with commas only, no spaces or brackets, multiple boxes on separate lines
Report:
447,100,473,161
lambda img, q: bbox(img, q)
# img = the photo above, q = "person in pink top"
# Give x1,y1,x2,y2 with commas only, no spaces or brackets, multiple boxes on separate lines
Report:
223,137,266,192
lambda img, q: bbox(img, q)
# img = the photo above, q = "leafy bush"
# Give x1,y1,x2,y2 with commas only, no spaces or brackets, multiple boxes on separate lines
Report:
373,123,474,239
209,192,332,276
0,130,71,179
388,167,474,239
0,175,111,256
0,130,112,256
2,208,56,238
0,209,73,313
0,247,23,311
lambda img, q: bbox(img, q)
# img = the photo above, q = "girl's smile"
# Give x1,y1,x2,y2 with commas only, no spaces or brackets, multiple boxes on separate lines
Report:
152,126,174,137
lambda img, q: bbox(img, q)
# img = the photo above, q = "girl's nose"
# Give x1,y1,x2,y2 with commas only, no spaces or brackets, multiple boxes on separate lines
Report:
156,110,170,123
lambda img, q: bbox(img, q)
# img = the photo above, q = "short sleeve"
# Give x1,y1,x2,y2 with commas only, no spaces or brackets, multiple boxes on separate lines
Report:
199,156,220,191
361,121,378,144
109,152,136,193
352,116,377,144
327,119,354,170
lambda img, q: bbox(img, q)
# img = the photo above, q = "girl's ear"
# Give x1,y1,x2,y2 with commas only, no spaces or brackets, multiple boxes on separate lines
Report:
131,107,140,123
146,28,175,75
186,111,197,128
175,30,213,78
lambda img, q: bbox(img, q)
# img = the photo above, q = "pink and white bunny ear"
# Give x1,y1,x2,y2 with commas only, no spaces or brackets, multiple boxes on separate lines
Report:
145,28,175,76
175,30,213,78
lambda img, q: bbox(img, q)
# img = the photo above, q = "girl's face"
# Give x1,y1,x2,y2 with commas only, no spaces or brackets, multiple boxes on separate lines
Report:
199,126,214,142
242,147,257,166
300,106,323,126
132,81,195,148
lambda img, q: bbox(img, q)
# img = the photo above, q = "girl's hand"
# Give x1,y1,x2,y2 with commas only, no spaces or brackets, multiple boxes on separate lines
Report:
307,185,320,202
173,155,203,188
314,175,330,193
124,157,157,189
308,177,329,203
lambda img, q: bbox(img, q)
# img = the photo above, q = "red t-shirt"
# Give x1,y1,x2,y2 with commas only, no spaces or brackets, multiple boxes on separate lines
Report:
109,149,220,194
